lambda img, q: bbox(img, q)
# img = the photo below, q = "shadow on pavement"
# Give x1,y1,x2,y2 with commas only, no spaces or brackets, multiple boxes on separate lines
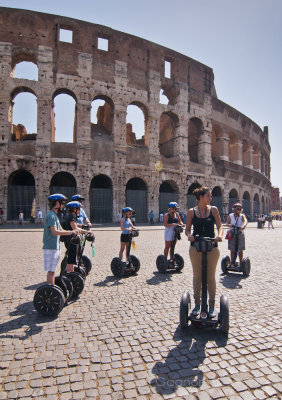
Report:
24,282,45,290
220,273,245,289
146,270,180,285
0,301,56,340
94,275,124,287
150,325,228,396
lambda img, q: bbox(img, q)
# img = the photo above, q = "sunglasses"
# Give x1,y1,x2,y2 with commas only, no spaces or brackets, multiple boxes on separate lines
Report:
235,207,242,210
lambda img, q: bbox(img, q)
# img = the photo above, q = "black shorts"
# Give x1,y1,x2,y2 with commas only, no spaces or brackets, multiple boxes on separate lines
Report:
64,239,78,264
121,234,130,243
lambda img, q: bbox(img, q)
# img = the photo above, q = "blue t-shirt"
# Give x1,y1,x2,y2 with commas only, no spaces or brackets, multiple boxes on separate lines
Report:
43,211,61,250
122,218,131,234
76,208,87,225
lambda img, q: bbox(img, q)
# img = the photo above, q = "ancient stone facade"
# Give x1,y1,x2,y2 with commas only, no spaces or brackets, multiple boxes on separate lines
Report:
0,7,271,222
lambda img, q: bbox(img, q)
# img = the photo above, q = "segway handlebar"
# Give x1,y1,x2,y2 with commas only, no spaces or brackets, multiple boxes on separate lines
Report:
130,229,139,238
193,236,216,253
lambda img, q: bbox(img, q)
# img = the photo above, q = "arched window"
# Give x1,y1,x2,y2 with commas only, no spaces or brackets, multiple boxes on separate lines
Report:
242,140,250,167
7,170,35,220
211,186,223,217
125,178,148,222
159,180,179,214
242,191,251,217
90,175,113,222
159,89,169,105
11,61,38,81
52,91,77,143
253,194,260,216
10,88,37,140
159,112,179,158
229,189,238,213
91,96,113,137
229,133,238,162
126,103,147,146
188,118,203,163
50,172,76,200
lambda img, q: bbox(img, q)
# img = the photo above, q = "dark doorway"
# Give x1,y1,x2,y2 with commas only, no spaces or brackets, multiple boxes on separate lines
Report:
125,178,148,223
50,172,76,200
159,181,178,215
90,175,113,223
8,170,35,220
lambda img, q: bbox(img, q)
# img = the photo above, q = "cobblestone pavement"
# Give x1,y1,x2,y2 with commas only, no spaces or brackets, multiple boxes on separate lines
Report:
0,222,281,399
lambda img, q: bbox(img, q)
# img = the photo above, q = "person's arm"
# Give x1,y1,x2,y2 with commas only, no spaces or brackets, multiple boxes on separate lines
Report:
185,209,194,242
212,206,223,241
70,219,89,234
50,225,77,236
241,214,248,230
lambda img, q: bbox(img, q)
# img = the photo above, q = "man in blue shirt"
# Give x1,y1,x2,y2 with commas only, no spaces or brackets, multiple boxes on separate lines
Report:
43,194,78,284
71,194,91,227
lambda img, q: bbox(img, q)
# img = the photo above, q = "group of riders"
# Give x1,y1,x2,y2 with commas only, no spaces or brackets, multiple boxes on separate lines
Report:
43,186,247,318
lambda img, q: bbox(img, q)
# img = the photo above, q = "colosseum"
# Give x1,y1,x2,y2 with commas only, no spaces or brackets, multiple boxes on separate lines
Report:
0,7,271,223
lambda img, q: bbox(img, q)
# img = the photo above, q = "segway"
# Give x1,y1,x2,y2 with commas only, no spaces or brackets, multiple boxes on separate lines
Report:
111,230,140,278
156,225,184,273
61,225,94,276
180,236,229,334
33,275,73,316
221,226,250,277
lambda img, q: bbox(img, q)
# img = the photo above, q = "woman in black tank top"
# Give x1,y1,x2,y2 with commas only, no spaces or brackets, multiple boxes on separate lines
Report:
185,186,223,318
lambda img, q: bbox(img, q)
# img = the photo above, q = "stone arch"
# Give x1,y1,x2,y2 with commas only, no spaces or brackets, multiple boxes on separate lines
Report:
211,125,222,158
52,89,78,143
242,191,251,217
242,139,251,167
229,189,239,212
211,186,223,217
229,132,238,162
50,172,77,200
159,180,179,214
159,112,179,158
188,117,203,163
7,169,35,220
125,177,148,222
11,60,38,81
90,174,113,223
187,182,201,209
253,193,260,216
9,87,37,139
126,101,148,146
91,95,114,138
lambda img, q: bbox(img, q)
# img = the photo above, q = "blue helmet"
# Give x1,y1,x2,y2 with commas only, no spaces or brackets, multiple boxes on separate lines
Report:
71,194,85,201
66,201,81,209
168,202,179,209
48,194,67,202
122,207,133,213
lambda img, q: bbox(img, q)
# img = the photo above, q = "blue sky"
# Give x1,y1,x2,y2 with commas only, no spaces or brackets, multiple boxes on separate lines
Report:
2,0,282,192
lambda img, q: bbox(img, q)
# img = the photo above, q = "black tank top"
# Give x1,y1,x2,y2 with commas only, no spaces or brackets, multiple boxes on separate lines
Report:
192,207,215,238
167,213,179,224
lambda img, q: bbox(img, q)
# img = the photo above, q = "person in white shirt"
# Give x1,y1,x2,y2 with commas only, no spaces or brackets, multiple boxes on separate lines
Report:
37,209,43,224
226,203,248,266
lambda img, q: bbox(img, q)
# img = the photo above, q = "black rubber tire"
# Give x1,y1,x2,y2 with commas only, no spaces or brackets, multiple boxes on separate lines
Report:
54,276,68,300
174,253,184,272
129,255,140,273
60,256,67,275
60,275,73,301
221,255,230,274
81,255,92,275
241,257,251,277
156,255,168,273
111,257,125,277
179,291,191,329
33,284,65,316
74,265,86,280
65,272,85,298
219,294,229,334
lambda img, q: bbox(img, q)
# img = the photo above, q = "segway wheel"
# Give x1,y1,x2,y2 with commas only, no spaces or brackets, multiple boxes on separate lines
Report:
81,255,92,275
219,295,229,334
65,272,85,299
156,255,168,273
74,265,87,280
174,253,184,272
129,255,140,274
60,275,73,301
221,255,230,274
33,284,65,316
179,291,191,329
55,276,68,301
111,257,125,278
241,257,251,277
60,256,68,275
